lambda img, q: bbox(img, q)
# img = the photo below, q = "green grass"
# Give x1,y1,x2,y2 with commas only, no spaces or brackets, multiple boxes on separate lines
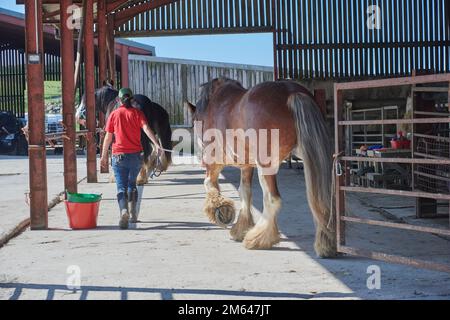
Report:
21,81,81,113
44,81,62,105
22,81,62,113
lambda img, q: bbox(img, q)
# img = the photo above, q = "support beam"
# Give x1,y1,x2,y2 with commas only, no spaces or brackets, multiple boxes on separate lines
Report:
17,0,83,3
24,0,48,229
107,14,116,85
107,0,130,13
97,0,108,173
85,0,97,183
113,0,178,27
120,45,129,88
42,9,60,20
97,0,107,86
60,0,78,193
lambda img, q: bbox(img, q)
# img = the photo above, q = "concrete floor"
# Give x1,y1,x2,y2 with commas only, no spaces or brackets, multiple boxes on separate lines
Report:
0,156,449,300
0,155,87,244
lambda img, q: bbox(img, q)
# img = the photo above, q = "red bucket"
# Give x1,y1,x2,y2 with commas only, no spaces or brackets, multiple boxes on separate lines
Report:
64,200,100,229
391,140,411,149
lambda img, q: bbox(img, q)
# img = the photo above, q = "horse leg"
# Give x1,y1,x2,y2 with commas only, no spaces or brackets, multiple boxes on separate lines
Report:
230,167,255,241
144,151,158,176
203,165,235,227
136,165,148,185
243,166,281,249
136,153,149,186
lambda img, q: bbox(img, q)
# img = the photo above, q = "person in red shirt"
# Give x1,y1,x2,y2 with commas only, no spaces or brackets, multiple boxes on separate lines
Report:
100,88,162,229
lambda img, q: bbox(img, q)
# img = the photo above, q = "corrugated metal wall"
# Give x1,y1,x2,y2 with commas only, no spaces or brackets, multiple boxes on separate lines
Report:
128,55,274,125
116,0,273,36
116,0,450,80
274,0,450,79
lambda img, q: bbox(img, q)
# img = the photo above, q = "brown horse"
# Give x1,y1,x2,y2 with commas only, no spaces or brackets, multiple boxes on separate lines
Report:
186,77,336,258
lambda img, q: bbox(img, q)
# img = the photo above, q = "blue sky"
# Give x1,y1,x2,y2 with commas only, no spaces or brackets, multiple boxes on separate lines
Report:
2,0,273,66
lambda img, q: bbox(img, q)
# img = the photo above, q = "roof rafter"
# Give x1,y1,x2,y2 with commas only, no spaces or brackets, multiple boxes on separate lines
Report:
113,0,178,27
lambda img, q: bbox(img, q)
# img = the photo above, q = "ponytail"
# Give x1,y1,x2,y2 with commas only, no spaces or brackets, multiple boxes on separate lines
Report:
122,96,133,108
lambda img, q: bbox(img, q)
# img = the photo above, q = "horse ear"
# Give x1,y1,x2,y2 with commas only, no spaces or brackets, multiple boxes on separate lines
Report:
184,101,196,114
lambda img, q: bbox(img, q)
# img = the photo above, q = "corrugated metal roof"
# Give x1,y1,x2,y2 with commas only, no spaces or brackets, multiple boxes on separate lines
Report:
0,6,155,55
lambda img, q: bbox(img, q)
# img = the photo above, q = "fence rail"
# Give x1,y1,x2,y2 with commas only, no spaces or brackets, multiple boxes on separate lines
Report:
128,55,273,125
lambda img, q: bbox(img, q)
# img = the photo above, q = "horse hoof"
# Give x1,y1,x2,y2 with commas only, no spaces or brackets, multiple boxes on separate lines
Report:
136,180,146,186
215,205,235,228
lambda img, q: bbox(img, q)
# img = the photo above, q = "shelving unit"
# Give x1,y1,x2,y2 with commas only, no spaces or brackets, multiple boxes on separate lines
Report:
334,73,450,273
347,105,399,153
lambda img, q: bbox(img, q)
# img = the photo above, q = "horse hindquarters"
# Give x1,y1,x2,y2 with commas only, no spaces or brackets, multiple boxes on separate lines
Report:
288,93,337,258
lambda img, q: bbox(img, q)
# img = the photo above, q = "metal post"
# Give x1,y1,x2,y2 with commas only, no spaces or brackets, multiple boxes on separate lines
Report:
120,45,129,88
107,15,116,85
85,0,97,183
97,0,107,87
334,86,345,247
448,80,450,228
24,0,48,229
97,0,108,173
60,0,78,193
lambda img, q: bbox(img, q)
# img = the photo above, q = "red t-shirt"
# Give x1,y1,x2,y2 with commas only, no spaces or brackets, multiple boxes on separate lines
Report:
105,105,148,155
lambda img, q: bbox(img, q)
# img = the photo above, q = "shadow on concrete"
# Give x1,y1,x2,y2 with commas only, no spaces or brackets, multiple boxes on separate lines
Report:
218,163,450,299
45,221,223,232
0,282,356,300
98,221,223,231
143,178,208,186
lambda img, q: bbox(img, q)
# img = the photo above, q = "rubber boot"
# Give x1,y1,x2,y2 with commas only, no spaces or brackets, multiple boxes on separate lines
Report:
129,188,139,223
117,192,129,229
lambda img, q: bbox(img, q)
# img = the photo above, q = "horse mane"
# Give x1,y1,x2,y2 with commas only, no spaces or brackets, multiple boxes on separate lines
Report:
197,77,244,113
96,85,118,115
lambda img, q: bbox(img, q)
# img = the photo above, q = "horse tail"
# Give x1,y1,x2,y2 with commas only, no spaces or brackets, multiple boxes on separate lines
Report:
158,109,172,170
287,92,336,258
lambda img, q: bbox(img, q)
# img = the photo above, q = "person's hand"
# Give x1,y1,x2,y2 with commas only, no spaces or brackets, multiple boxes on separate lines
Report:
155,144,163,156
100,155,108,170
78,118,87,127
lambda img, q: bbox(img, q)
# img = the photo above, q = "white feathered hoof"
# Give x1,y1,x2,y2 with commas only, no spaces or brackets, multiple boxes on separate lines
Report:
215,205,236,228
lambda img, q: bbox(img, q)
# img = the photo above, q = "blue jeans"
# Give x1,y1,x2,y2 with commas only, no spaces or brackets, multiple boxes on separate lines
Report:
112,152,143,198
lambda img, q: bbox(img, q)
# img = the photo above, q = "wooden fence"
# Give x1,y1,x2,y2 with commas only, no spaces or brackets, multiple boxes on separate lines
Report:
128,54,273,125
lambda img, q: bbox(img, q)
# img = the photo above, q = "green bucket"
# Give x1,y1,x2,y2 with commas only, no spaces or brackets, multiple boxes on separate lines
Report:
66,191,102,203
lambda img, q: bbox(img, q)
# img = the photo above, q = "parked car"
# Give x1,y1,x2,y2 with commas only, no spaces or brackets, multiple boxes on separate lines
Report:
23,113,64,154
0,111,28,155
